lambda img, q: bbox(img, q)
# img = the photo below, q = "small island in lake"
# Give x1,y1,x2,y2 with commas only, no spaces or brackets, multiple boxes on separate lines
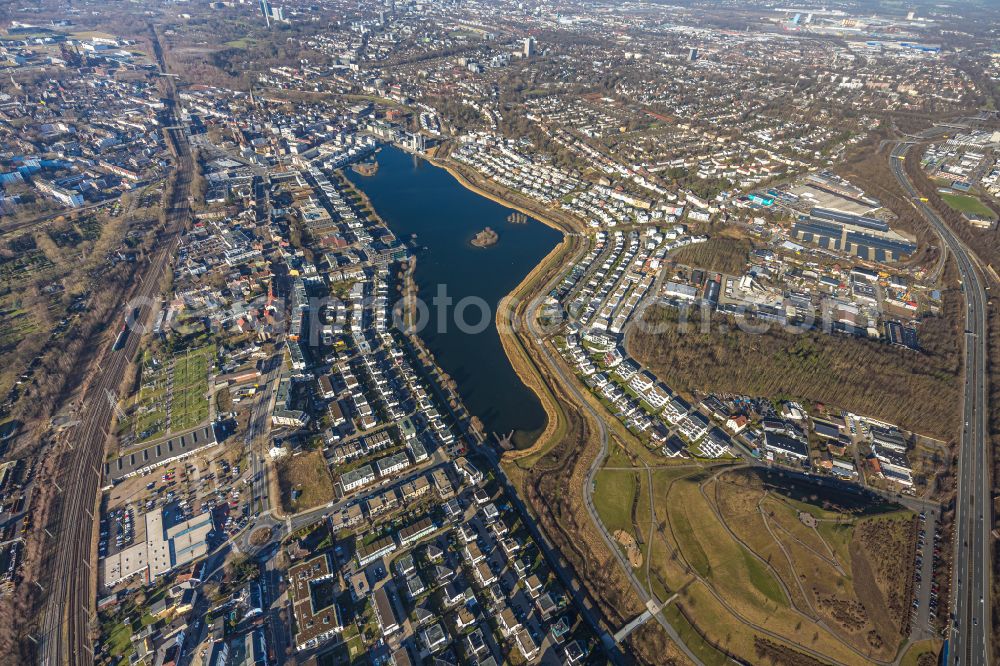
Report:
471,227,499,247
351,159,379,176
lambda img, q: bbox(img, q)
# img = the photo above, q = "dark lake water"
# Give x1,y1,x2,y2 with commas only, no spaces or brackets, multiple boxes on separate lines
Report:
347,146,560,442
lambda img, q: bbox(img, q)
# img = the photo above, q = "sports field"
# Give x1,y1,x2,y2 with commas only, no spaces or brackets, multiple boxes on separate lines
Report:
940,192,995,219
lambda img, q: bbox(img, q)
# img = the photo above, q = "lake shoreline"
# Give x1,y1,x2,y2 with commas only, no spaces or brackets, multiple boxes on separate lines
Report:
425,154,581,236
422,152,586,453
346,146,558,439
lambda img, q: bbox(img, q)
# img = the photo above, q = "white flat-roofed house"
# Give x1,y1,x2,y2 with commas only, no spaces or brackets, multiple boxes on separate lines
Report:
375,452,410,477
678,411,710,442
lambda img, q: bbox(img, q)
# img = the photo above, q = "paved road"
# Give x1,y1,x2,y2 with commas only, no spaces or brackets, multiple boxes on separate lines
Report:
516,235,707,665
245,351,283,516
519,215,976,664
36,26,193,666
890,137,991,666
477,438,627,664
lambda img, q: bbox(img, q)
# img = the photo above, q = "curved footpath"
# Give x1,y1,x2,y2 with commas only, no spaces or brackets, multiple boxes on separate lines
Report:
520,276,706,665
422,139,982,666
427,151,706,661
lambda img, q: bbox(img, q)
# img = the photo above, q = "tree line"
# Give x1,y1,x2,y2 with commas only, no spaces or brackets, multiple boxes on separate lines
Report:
627,293,963,441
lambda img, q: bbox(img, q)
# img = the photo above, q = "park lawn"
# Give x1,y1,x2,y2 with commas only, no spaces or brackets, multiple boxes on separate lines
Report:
718,474,886,635
103,620,133,658
592,468,639,536
647,501,696,591
667,473,790,613
667,475,871,662
761,494,843,558
647,472,869,664
899,639,941,666
671,581,808,665
631,470,655,577
814,519,856,567
746,480,911,656
687,575,868,666
645,468,704,591
651,466,704,487
779,528,885,653
724,503,811,612
779,523,851,587
652,468,912,663
603,439,635,468
661,603,731,666
940,192,995,218
634,468,653,538
665,482,712,578
741,548,786,605
650,468,710,579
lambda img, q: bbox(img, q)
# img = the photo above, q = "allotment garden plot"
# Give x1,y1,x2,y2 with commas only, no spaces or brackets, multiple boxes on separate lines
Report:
121,346,214,445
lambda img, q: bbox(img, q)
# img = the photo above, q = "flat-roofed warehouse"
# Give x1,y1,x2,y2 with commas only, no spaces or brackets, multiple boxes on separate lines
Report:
100,508,213,588
104,424,218,483
791,208,917,262
810,207,891,234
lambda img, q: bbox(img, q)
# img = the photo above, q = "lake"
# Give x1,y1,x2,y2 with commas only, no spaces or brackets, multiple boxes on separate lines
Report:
347,146,561,443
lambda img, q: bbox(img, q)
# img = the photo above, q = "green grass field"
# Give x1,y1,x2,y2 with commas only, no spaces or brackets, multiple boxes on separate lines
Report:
102,620,133,659
172,347,213,430
661,604,731,666
648,469,894,664
224,37,258,49
123,346,213,441
899,639,941,666
592,469,639,536
941,192,996,219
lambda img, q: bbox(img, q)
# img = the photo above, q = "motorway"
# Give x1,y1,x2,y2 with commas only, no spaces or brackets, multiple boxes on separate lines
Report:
889,138,991,666
516,175,990,665
36,28,193,666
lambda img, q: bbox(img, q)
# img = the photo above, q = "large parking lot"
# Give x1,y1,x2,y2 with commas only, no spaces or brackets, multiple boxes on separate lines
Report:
100,444,251,562
911,508,943,636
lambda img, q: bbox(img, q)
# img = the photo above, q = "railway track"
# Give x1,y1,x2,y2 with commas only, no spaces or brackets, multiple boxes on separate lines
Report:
36,24,192,662
37,131,190,665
